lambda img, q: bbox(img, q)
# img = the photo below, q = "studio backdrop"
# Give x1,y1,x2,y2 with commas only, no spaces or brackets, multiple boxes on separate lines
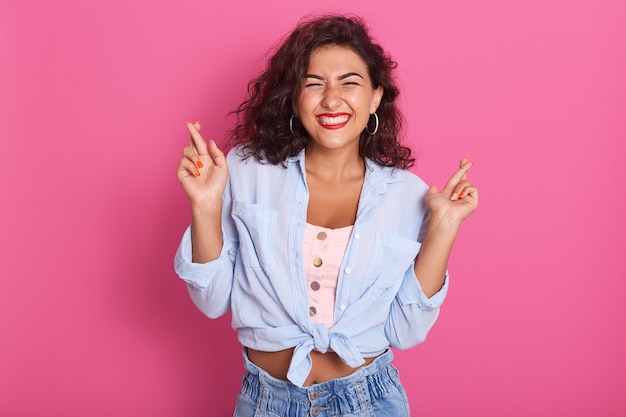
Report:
1,0,625,416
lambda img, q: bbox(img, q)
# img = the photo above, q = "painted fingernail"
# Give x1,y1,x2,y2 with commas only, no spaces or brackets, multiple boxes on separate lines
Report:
194,169,201,177
458,191,465,199
196,160,204,168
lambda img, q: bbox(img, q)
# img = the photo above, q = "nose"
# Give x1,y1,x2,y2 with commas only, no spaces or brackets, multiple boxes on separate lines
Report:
321,85,342,109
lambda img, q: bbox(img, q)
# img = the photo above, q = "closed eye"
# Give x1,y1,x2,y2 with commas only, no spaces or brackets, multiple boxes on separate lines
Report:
304,74,324,88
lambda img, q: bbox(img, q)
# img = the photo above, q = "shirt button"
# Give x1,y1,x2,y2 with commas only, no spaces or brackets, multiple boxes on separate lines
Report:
310,281,320,291
339,304,346,311
316,231,327,240
344,267,352,274
313,257,323,267
309,306,317,316
354,233,360,239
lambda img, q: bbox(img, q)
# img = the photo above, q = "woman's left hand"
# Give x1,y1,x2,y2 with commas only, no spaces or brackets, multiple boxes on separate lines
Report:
425,157,479,224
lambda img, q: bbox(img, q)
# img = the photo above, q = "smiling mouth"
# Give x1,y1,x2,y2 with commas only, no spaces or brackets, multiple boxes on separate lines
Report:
316,114,350,129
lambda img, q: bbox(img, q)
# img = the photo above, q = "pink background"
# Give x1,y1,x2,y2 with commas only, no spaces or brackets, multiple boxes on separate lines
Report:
1,0,625,415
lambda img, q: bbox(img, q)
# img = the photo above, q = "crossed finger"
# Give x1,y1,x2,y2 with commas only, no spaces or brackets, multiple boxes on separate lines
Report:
181,122,209,177
459,156,469,181
187,121,209,156
444,159,473,196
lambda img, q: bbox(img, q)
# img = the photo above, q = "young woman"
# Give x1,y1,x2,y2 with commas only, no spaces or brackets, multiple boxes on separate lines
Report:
175,15,478,417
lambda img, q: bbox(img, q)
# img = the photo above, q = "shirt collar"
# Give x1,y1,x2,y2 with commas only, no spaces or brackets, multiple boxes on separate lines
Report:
286,149,406,190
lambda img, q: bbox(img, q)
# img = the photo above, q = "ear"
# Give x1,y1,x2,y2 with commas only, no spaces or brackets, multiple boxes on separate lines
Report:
370,86,384,113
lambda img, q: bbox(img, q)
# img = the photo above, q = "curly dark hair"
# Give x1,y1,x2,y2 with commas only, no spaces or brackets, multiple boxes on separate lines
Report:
229,14,414,168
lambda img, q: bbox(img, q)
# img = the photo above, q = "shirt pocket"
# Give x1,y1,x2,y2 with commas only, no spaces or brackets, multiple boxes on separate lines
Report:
232,201,277,270
362,232,421,302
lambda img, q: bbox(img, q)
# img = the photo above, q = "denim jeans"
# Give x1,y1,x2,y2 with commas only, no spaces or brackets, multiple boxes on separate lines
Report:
233,349,410,417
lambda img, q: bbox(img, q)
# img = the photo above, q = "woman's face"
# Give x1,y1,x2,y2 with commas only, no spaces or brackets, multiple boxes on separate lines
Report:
297,45,383,154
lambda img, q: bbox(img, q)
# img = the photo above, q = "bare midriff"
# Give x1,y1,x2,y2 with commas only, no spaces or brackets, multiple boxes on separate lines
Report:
247,347,377,386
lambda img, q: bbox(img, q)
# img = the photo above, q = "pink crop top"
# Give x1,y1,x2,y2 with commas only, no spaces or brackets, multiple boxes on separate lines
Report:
302,223,354,328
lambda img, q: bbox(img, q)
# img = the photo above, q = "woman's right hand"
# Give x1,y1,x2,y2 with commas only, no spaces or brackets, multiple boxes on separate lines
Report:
177,122,229,207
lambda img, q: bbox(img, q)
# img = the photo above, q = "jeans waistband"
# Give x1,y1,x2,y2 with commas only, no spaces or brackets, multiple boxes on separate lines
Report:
240,348,398,416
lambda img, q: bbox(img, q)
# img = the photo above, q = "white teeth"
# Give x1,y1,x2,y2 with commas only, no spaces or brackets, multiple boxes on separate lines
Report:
317,115,349,125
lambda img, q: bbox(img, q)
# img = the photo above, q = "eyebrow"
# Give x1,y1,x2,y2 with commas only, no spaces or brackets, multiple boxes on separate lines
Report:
304,72,364,80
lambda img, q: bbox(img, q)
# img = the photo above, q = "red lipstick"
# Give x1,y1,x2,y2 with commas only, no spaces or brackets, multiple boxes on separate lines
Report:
316,113,350,130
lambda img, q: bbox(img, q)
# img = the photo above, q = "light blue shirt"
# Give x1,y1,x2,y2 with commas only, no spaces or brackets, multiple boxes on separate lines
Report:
175,148,449,387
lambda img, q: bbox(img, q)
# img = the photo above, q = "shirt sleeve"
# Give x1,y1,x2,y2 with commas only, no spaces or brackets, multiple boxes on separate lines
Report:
384,262,449,349
173,178,238,319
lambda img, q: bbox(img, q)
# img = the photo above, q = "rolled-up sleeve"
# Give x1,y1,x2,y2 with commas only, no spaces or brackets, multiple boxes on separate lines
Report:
174,176,238,319
174,226,237,318
384,266,449,349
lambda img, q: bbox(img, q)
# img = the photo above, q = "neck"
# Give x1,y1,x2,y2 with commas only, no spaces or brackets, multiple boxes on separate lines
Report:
304,146,365,181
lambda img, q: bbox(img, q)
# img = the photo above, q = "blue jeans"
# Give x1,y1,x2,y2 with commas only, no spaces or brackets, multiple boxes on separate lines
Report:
233,349,410,417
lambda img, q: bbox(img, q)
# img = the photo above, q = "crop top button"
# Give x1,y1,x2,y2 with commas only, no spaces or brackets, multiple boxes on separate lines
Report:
309,306,317,316
313,257,323,267
316,231,327,240
310,281,320,291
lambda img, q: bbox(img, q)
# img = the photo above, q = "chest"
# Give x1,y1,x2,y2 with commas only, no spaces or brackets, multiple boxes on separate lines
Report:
305,175,364,229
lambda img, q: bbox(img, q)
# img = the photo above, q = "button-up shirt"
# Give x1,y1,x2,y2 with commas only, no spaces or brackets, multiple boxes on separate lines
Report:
174,148,449,387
